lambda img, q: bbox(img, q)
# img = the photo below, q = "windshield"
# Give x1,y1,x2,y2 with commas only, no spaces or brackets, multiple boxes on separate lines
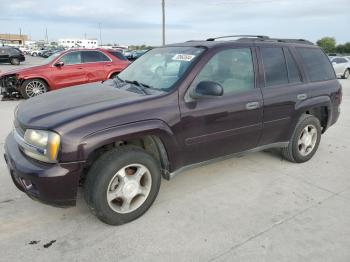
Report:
118,46,205,91
39,52,62,65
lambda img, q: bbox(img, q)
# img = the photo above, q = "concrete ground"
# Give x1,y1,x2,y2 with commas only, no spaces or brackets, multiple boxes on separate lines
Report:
0,56,350,262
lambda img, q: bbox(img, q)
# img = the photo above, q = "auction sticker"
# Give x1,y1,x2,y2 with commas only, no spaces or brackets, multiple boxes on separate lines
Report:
172,54,195,61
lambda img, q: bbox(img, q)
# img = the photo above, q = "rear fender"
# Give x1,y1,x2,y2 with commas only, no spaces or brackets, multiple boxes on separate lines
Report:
289,95,331,139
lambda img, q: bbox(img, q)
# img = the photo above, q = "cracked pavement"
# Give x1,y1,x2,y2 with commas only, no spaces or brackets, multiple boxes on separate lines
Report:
0,56,349,262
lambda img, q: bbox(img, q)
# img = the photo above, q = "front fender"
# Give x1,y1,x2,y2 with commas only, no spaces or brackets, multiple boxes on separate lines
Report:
18,74,52,88
78,119,181,170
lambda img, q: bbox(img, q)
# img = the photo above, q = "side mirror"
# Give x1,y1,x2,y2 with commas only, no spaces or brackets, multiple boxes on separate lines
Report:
54,61,64,67
190,81,224,99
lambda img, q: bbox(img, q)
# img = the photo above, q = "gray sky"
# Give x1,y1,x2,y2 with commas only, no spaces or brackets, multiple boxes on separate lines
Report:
1,0,349,45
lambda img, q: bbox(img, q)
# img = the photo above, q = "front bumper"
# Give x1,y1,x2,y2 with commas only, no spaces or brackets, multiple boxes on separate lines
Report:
0,74,21,98
4,133,83,207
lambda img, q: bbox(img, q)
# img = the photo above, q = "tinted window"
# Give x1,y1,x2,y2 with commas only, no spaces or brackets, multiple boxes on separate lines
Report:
285,49,301,83
297,48,335,82
261,47,288,87
118,46,204,91
82,51,110,63
60,52,81,65
333,58,348,64
108,51,128,60
191,48,254,96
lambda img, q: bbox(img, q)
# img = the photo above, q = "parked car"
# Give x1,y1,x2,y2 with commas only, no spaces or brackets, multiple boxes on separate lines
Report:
19,46,31,55
4,36,342,225
125,49,150,61
40,48,64,58
330,56,350,79
0,46,25,65
0,48,130,99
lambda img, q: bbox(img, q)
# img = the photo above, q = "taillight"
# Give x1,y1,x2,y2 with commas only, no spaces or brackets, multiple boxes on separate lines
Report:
335,85,342,104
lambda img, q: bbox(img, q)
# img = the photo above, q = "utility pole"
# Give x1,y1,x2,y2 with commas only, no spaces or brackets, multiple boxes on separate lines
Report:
45,28,48,44
19,28,22,45
162,0,165,46
99,23,102,46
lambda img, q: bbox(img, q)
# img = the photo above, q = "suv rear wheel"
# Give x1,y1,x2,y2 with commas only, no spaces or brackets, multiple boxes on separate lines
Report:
342,69,350,79
282,114,321,163
20,79,48,99
10,58,20,65
84,146,161,225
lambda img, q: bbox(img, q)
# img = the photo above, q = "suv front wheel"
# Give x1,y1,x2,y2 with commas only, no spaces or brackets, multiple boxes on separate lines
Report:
84,146,161,225
282,114,321,163
20,79,48,99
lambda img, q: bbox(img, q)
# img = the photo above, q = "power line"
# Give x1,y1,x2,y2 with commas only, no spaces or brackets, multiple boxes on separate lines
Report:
162,0,165,46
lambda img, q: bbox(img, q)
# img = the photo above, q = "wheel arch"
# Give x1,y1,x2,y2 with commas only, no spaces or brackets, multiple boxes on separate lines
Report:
291,96,332,139
19,76,51,90
78,120,180,182
108,71,121,79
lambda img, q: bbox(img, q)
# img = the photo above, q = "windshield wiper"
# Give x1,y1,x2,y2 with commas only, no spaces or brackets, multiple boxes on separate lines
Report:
114,76,151,95
124,80,148,95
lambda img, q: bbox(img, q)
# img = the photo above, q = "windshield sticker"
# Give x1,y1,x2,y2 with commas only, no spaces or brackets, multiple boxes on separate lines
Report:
172,54,195,61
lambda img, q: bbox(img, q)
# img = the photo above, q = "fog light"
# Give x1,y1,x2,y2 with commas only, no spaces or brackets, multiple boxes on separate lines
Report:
20,178,32,190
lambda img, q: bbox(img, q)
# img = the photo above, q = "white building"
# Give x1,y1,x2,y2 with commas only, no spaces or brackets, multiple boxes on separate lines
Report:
58,38,99,48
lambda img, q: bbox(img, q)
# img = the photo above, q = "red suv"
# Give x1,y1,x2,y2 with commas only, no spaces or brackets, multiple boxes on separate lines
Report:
0,48,130,99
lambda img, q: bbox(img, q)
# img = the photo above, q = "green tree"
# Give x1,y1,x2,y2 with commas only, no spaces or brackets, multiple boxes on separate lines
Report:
343,43,350,54
316,37,336,53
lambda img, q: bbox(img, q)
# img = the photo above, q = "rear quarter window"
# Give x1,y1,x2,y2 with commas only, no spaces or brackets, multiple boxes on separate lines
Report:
108,51,128,61
297,47,335,82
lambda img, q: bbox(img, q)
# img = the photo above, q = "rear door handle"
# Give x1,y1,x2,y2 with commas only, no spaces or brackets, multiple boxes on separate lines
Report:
297,94,307,100
246,101,260,110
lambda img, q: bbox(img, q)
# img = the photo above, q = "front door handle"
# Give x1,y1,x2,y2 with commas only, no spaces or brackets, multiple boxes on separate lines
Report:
246,101,260,110
297,93,308,100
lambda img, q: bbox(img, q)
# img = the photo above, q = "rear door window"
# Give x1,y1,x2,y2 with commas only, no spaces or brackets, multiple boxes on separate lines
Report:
82,51,110,63
297,48,335,82
261,47,289,87
284,49,302,83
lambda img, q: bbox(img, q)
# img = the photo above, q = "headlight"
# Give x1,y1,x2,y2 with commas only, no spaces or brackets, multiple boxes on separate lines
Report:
23,129,61,163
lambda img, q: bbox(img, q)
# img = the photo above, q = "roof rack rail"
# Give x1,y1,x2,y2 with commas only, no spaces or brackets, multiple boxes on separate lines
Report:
206,35,269,41
205,35,314,45
268,38,314,45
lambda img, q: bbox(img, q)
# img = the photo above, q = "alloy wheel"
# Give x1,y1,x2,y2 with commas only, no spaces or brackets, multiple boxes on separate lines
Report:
25,81,46,97
106,164,152,214
297,125,318,156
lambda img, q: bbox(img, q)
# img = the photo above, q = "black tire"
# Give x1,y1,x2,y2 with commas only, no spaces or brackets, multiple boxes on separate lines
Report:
282,114,321,163
20,79,48,99
10,58,20,65
84,146,161,225
342,69,350,79
109,72,119,79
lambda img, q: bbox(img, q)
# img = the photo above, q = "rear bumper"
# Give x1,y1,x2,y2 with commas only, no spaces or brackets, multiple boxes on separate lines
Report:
4,133,83,207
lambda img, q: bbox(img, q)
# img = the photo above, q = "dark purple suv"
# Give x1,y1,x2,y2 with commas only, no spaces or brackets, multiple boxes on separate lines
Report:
4,35,342,225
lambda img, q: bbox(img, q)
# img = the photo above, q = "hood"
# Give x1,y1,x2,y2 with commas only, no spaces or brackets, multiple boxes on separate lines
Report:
17,81,144,129
0,65,46,77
